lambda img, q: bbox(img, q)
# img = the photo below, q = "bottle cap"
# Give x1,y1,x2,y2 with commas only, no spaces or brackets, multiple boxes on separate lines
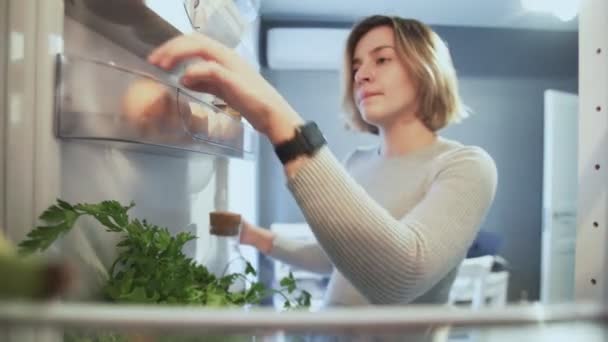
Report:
209,211,241,236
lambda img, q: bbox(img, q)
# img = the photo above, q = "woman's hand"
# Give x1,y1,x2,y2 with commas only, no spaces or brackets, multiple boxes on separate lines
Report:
240,219,275,254
148,33,303,144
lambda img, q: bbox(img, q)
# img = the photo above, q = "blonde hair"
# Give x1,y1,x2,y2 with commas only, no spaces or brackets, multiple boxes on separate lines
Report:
341,15,468,134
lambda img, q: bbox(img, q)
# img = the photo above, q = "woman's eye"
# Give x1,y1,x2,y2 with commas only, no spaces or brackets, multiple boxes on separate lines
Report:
377,57,390,65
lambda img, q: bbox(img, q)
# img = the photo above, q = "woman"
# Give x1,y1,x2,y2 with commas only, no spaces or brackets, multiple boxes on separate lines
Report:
148,15,497,307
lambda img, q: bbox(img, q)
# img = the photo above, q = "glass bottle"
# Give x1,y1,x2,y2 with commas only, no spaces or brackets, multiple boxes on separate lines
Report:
208,211,249,293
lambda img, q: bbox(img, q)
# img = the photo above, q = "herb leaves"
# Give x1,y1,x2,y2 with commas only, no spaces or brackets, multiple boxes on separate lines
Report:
19,200,310,309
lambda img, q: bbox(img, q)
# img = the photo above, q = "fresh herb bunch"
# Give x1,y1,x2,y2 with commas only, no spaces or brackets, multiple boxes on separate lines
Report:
19,199,311,309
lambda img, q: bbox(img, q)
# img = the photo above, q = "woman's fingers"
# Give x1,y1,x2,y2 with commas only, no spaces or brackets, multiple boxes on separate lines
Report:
146,33,299,138
180,60,232,97
182,60,225,85
147,35,209,69
148,34,232,70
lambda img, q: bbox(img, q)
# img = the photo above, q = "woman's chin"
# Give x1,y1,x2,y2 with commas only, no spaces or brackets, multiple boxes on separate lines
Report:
361,111,386,127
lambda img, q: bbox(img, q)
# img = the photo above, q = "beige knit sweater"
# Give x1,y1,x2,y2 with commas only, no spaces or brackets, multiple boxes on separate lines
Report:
270,137,497,306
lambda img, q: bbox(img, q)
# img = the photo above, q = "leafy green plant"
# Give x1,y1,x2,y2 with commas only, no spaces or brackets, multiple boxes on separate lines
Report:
19,199,311,309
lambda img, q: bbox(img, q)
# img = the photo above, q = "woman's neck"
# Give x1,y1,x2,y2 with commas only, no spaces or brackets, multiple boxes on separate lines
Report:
378,119,437,158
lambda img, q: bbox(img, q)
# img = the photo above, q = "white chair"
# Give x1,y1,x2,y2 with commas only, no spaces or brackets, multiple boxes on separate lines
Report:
483,271,510,306
269,223,325,281
270,223,327,310
448,255,509,309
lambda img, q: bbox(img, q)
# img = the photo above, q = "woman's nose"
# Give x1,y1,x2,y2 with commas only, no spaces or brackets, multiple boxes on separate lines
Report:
354,63,374,85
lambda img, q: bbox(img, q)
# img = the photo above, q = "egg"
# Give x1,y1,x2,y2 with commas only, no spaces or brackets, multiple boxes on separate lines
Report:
187,101,212,137
122,78,171,124
121,77,190,140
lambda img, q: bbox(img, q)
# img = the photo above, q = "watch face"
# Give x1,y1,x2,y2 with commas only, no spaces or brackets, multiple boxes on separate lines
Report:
274,122,327,164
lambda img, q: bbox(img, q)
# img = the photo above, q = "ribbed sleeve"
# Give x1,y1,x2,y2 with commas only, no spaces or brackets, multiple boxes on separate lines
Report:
269,236,333,274
287,146,497,304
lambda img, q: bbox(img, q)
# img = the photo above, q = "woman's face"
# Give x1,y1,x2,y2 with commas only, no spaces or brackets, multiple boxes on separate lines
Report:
352,25,419,130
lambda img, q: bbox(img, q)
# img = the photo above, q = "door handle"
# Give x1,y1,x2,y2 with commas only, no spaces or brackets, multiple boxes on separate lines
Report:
552,212,576,219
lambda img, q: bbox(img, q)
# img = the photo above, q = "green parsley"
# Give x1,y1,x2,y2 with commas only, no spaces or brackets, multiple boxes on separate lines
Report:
19,199,311,309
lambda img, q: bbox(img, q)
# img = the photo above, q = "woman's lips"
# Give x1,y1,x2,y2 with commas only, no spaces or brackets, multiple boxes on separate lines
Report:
359,93,382,104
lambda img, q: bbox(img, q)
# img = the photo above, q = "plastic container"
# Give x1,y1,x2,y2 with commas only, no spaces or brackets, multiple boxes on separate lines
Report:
183,0,259,48
55,54,256,159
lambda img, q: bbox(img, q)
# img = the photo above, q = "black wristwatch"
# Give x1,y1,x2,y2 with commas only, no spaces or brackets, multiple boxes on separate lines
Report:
274,121,327,164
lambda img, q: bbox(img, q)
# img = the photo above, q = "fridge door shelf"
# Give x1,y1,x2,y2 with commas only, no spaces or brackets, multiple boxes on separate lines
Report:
0,301,607,341
55,54,257,159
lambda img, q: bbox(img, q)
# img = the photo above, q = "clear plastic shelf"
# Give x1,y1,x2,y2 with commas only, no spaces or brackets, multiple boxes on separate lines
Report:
55,54,257,159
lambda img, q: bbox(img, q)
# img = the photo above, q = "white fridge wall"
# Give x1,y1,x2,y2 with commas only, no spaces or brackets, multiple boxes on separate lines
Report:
4,0,46,244
56,17,228,299
2,0,259,301
0,0,7,230
227,157,259,271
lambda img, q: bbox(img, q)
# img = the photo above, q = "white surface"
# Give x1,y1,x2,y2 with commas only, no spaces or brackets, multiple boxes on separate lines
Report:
575,0,608,302
227,157,259,272
228,158,258,224
449,256,509,309
521,0,581,22
260,0,578,31
486,272,510,305
145,0,194,33
541,90,578,304
267,28,348,70
449,256,494,309
4,0,49,243
148,0,262,74
184,0,255,48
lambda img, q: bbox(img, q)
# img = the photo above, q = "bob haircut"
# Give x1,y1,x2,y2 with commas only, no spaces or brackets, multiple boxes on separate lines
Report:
342,15,468,134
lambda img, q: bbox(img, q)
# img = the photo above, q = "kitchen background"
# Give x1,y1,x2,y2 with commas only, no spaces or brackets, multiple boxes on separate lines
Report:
249,0,578,305
0,0,580,309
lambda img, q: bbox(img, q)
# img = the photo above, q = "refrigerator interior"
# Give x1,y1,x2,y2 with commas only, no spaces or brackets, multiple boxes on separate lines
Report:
1,0,259,301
